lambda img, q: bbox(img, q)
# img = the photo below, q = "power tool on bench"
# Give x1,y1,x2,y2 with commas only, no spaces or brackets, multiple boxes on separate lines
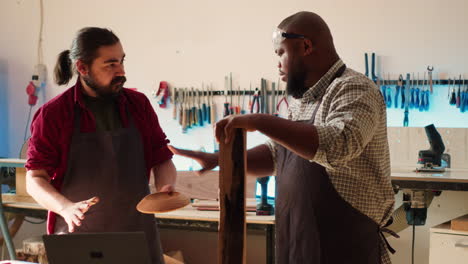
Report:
416,124,447,173
256,176,274,215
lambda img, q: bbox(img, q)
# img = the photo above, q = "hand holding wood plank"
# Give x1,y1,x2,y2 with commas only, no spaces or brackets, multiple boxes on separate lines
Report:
218,128,247,264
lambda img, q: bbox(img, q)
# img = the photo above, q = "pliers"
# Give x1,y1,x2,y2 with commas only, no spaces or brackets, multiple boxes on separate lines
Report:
251,88,261,113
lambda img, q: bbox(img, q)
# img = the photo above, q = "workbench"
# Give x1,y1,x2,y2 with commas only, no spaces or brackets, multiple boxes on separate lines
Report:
155,205,275,263
391,167,468,191
2,158,468,263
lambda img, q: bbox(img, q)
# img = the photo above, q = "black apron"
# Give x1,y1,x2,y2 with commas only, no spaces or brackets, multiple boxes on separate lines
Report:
275,66,384,264
54,105,164,264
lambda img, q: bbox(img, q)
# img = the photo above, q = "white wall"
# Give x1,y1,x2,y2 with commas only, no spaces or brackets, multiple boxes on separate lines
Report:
2,0,468,263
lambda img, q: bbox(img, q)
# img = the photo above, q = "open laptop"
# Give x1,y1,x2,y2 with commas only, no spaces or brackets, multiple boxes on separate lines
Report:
43,232,151,264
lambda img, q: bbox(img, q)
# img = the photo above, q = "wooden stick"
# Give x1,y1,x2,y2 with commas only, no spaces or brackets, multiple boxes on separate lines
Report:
218,128,246,264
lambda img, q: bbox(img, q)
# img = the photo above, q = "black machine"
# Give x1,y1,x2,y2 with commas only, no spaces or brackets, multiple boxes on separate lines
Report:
416,124,446,172
256,176,274,215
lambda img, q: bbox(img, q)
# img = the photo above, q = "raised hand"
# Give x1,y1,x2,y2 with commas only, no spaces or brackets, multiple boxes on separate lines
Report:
57,196,99,233
168,145,218,175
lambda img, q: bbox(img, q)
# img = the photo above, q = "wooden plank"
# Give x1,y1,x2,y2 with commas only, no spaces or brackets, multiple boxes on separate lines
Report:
451,214,468,232
16,167,28,196
176,171,257,200
218,128,246,264
1,194,40,207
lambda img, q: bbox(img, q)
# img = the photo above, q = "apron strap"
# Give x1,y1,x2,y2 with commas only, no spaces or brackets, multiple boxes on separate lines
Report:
379,217,400,254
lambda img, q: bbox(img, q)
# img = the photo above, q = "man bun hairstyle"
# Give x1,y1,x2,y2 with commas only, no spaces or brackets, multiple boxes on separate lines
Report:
53,27,120,86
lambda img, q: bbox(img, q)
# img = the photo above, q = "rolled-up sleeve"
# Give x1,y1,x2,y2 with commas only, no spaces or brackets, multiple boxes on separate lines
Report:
25,108,60,178
144,97,173,167
313,82,380,170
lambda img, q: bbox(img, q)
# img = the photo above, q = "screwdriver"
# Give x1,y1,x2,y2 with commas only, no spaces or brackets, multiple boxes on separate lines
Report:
234,85,241,114
223,76,230,117
229,73,234,115
202,83,208,122
197,89,204,126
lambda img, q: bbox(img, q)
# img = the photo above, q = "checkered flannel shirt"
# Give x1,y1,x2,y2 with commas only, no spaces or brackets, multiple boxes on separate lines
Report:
267,59,395,263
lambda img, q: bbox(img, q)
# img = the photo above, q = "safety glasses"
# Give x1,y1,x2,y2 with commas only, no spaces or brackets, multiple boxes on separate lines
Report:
272,29,306,50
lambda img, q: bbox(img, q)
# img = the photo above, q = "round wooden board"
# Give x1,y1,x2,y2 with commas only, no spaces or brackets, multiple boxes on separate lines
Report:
137,192,190,214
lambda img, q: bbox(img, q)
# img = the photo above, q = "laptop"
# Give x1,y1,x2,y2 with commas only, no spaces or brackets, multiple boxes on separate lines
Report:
43,232,151,264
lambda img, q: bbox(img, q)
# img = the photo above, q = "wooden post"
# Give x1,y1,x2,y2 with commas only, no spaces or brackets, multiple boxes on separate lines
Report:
218,128,246,264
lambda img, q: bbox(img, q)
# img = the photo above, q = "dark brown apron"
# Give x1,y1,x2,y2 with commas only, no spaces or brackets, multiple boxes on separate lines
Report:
275,66,385,264
54,105,164,264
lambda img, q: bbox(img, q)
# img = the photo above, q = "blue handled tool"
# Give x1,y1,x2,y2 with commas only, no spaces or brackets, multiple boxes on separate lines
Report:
380,77,387,105
414,73,420,109
418,74,425,112
403,73,410,127
409,76,415,109
202,84,208,122
196,89,203,126
394,74,400,109
371,53,377,83
364,53,369,78
399,75,405,109
460,79,466,113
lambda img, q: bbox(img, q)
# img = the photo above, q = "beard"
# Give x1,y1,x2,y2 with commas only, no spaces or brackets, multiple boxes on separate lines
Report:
286,59,308,99
83,74,126,98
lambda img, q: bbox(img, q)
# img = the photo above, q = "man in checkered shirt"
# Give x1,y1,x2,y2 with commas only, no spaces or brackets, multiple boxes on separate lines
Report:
170,11,396,264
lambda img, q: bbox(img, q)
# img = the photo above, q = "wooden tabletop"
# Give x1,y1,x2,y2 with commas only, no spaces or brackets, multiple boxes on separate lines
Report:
1,194,275,224
0,158,26,167
155,204,275,225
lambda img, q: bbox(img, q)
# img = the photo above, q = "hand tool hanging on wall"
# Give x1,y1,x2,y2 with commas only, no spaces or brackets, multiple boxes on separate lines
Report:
190,88,196,127
172,88,178,120
224,76,230,117
197,89,204,126
276,82,289,116
364,53,369,78
424,73,430,111
414,73,420,109
208,85,213,124
403,73,410,127
449,78,456,105
394,74,400,109
427,66,434,94
418,73,425,112
182,89,188,133
456,75,462,108
251,88,261,113
187,89,193,129
461,79,467,113
385,75,392,108
261,78,269,114
371,53,377,83
379,76,386,105
248,83,253,112
273,79,281,116
235,85,241,114
399,75,405,109
229,73,234,115
179,89,185,126
156,81,170,108
202,84,208,122
240,87,247,115
409,74,415,109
